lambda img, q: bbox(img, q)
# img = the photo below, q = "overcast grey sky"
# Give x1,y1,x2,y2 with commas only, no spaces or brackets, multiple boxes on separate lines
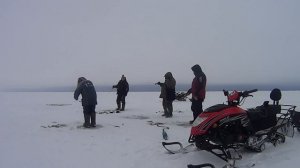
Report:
1,0,300,90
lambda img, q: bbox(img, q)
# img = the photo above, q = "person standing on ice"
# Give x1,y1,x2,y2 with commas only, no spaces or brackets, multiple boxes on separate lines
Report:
187,64,206,124
112,75,129,111
74,77,97,128
156,72,176,118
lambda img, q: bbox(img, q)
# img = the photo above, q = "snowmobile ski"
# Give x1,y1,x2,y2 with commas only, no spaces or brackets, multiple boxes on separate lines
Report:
162,142,195,154
187,162,255,168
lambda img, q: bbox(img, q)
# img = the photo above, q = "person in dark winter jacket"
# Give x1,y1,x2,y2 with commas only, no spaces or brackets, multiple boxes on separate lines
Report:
187,64,207,124
74,77,97,128
112,75,129,111
156,72,176,118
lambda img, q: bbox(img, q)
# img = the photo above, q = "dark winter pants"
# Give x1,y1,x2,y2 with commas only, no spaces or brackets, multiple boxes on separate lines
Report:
83,105,96,126
116,94,126,110
191,99,203,121
163,99,173,117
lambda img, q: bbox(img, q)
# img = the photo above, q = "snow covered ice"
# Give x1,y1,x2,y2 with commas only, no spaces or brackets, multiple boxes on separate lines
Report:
0,91,300,168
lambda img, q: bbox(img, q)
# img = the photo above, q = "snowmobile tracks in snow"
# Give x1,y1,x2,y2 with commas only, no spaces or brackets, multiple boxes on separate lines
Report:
41,122,67,128
156,110,184,114
76,124,103,129
147,120,191,129
147,120,169,129
41,122,106,129
96,109,120,114
46,104,72,106
122,115,150,120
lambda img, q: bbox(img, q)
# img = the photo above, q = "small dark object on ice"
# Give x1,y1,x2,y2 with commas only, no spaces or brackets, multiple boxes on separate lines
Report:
187,163,215,168
247,163,256,167
147,120,169,129
46,104,72,106
162,129,168,140
41,123,67,128
97,109,120,114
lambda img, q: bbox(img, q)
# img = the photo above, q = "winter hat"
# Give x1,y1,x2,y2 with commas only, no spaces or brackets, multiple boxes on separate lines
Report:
78,77,86,84
191,64,202,74
164,72,173,78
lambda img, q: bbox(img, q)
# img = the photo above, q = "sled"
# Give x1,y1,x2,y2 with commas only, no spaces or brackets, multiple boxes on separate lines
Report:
289,108,300,129
277,105,299,137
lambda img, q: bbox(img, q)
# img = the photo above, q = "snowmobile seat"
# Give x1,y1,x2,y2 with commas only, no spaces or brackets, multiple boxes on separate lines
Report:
247,103,280,132
204,104,230,112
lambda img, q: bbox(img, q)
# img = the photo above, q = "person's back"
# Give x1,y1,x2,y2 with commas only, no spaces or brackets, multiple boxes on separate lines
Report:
74,79,97,106
116,79,129,96
74,77,97,128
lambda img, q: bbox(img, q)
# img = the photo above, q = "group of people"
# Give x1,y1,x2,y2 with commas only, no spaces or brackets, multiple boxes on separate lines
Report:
73,64,206,128
156,64,207,124
74,75,129,128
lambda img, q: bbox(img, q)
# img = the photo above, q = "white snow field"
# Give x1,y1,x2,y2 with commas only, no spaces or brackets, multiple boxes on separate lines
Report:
0,91,299,168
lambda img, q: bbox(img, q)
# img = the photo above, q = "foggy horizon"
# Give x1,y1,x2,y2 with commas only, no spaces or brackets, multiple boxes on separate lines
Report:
3,82,299,92
1,0,300,91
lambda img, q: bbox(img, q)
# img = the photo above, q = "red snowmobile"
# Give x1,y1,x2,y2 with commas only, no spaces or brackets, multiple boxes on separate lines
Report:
188,89,292,163
163,88,299,168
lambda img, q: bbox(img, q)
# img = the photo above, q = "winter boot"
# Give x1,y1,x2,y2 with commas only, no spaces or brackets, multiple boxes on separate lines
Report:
83,113,91,128
117,102,121,110
121,103,125,111
90,112,96,127
165,112,172,118
166,112,173,118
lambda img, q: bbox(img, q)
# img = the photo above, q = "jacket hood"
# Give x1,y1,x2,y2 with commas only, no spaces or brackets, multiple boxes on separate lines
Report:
77,77,87,86
164,72,173,79
191,64,203,75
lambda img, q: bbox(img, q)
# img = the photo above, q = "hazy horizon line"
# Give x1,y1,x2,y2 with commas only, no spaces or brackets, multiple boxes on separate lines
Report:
2,83,300,92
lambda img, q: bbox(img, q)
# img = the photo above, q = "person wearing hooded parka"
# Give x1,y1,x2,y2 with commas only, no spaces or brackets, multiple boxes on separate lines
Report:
74,77,97,128
188,64,207,123
113,75,129,111
157,72,176,117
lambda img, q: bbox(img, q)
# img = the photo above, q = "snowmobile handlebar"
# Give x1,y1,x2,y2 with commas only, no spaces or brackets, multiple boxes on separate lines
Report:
242,89,258,97
223,89,257,106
